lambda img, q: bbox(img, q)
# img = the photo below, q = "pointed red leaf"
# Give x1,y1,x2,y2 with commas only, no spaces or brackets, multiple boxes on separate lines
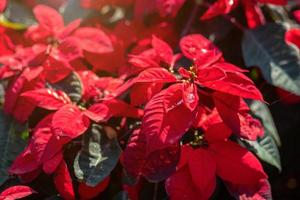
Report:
43,151,63,175
54,160,75,200
151,35,173,65
21,89,70,110
285,28,300,49
188,148,216,200
241,0,266,29
33,5,64,33
180,34,222,68
165,166,200,200
141,84,195,154
201,0,238,20
52,104,90,139
0,186,36,200
213,92,264,140
130,82,163,106
113,68,177,99
212,141,267,185
73,27,113,54
198,62,263,100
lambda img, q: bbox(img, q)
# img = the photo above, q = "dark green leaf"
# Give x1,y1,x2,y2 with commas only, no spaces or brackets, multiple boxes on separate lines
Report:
48,72,83,103
0,110,27,184
74,124,122,187
242,23,300,96
241,101,281,171
1,0,35,29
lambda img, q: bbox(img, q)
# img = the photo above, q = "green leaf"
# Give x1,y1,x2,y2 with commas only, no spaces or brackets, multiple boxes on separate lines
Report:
242,23,300,96
0,110,27,184
48,72,83,103
74,124,122,187
241,101,281,171
1,0,35,29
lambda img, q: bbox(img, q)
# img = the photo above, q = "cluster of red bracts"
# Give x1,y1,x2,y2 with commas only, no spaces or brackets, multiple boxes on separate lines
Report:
0,0,289,199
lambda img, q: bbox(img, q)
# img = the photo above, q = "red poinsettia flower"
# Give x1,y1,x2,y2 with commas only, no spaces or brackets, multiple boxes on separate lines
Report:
165,122,267,200
201,0,287,28
0,185,36,200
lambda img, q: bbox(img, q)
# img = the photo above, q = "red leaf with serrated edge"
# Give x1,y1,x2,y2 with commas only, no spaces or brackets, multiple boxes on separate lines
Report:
201,0,239,20
0,186,36,200
113,67,176,100
180,34,222,67
78,177,110,199
52,104,90,139
43,151,63,175
141,84,195,154
241,0,266,29
226,179,272,200
213,92,264,140
151,35,173,65
197,62,263,100
54,160,75,200
73,27,113,54
211,141,267,184
165,166,199,200
21,89,70,110
33,5,64,33
188,148,216,200
182,82,199,111
130,82,163,106
155,0,186,18
285,28,300,49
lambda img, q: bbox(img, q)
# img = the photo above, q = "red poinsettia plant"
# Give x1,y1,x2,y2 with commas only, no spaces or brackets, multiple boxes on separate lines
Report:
1,0,299,199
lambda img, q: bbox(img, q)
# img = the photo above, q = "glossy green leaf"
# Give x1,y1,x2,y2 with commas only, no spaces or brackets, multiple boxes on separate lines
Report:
74,124,121,187
242,23,300,96
241,101,281,171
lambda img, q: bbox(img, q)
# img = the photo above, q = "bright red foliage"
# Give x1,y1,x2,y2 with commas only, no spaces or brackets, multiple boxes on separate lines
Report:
0,1,277,199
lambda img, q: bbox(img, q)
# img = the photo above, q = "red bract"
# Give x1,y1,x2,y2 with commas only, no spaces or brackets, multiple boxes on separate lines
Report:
166,124,267,200
78,177,110,199
285,28,300,49
123,129,180,181
54,160,76,200
201,0,287,28
141,84,195,154
0,186,36,200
